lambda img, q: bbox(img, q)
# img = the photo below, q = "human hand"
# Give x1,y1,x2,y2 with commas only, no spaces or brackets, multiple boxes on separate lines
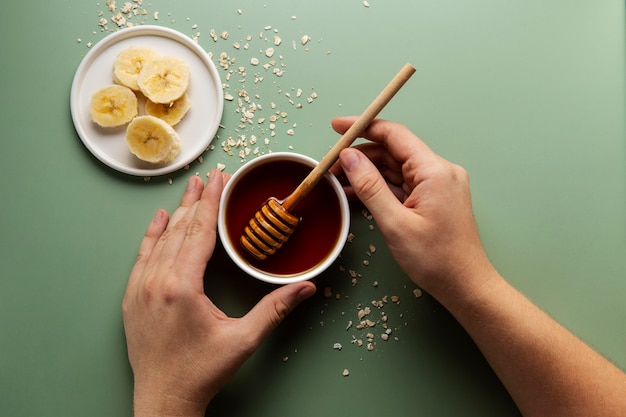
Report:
331,117,497,303
122,172,317,417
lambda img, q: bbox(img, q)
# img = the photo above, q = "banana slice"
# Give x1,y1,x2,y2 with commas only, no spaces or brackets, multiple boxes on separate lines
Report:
125,115,181,164
137,56,190,104
90,85,138,128
145,94,191,126
113,46,160,91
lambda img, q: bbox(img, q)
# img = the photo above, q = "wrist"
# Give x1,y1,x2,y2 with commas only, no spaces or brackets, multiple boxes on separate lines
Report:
133,379,209,417
429,256,504,316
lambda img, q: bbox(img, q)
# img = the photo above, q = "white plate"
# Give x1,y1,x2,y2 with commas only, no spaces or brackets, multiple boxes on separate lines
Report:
70,26,223,176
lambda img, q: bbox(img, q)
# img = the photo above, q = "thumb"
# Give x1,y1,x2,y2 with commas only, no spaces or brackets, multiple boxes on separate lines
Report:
242,281,316,339
339,148,404,222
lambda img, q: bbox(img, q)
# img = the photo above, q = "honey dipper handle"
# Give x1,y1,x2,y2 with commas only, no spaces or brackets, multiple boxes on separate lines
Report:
283,63,417,211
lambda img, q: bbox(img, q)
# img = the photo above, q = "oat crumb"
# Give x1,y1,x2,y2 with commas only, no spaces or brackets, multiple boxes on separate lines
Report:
342,368,350,376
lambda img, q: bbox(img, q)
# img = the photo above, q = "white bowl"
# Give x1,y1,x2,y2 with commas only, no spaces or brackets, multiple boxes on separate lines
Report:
218,152,350,284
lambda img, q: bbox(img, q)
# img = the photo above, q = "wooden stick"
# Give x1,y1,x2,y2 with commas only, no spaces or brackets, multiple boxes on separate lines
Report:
282,63,416,211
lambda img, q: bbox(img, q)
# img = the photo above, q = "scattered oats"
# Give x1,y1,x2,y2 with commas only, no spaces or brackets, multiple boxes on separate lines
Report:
224,93,235,101
143,176,151,182
324,287,333,298
413,288,423,298
167,178,173,185
357,307,371,320
220,31,229,40
373,281,378,287
265,47,275,57
365,319,376,327
346,320,353,330
111,12,126,27
369,244,377,254
198,155,204,163
77,38,82,43
282,356,289,362
287,129,294,135
342,368,350,376
273,35,282,46
210,29,217,41
192,23,198,29
363,1,371,7
363,260,370,266
367,343,374,351
87,42,93,48
391,295,400,303
250,57,259,65
333,343,343,350
347,232,355,243
301,35,311,45
381,333,389,341
98,17,107,27
237,8,243,14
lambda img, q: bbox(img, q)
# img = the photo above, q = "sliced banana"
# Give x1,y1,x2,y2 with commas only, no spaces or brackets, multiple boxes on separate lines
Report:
125,115,181,164
89,85,138,128
137,56,190,104
113,46,160,91
145,94,191,126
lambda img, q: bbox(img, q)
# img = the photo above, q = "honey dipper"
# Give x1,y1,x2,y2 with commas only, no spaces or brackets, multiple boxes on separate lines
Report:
240,63,416,260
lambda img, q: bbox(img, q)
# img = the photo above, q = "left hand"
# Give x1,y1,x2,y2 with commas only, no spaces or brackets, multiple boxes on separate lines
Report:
122,171,317,417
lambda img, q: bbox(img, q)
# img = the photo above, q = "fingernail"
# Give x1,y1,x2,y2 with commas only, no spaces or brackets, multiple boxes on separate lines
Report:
297,284,316,301
340,148,360,172
207,169,220,184
152,209,164,222
186,176,196,191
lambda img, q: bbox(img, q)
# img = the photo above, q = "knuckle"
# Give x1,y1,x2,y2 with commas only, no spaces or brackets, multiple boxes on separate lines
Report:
354,171,385,203
185,219,205,239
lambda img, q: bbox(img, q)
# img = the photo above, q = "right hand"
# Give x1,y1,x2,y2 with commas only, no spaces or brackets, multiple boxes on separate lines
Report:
331,116,497,301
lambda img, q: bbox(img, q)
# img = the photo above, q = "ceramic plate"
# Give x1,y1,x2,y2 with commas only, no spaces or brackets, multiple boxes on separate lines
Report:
70,25,223,176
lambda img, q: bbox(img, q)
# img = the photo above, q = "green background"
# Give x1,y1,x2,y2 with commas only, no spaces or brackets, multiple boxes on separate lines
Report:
1,1,624,416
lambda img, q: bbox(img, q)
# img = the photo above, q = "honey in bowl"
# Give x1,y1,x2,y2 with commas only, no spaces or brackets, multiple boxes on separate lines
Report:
220,153,348,280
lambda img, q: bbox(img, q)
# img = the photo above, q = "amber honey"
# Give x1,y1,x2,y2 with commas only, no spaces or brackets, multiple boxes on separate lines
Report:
224,158,343,276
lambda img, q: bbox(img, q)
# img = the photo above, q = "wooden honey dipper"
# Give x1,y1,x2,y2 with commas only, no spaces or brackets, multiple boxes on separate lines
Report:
240,63,417,260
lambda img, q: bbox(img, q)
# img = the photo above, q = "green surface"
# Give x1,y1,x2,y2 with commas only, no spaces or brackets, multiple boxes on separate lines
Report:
1,1,625,416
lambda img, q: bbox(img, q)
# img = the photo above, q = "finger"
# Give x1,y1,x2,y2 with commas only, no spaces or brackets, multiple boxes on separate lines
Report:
332,116,437,169
166,175,205,230
126,208,169,289
173,169,225,284
240,281,317,342
332,143,402,186
351,142,404,185
338,147,408,230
